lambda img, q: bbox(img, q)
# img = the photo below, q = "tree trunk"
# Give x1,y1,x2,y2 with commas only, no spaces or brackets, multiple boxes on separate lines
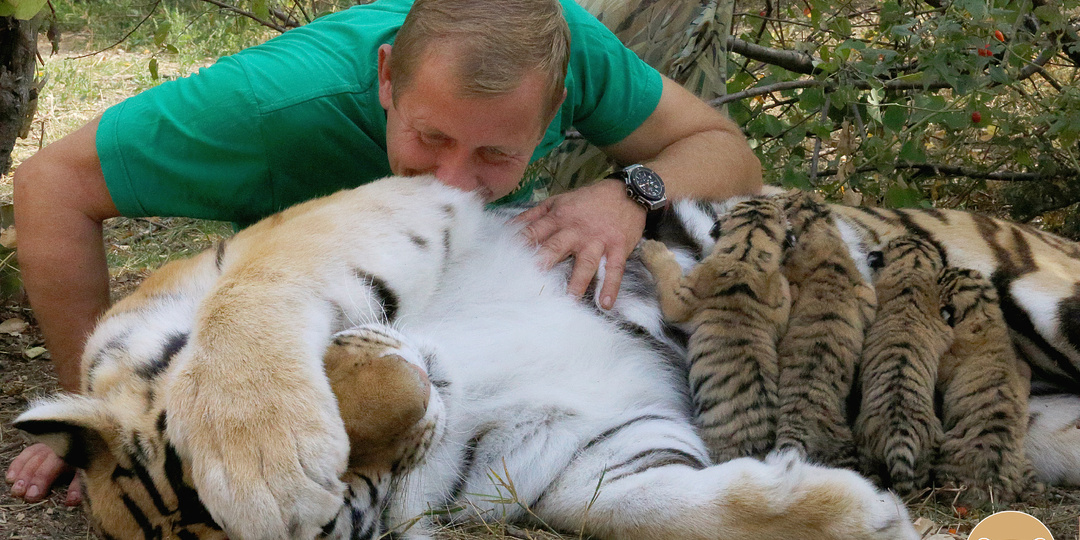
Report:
0,16,37,176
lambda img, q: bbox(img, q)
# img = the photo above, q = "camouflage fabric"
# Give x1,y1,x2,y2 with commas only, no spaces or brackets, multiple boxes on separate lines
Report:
535,0,732,197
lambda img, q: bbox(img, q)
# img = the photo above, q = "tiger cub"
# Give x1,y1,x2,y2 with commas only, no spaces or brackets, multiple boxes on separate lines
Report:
855,235,953,495
773,189,877,469
935,267,1033,505
639,197,791,462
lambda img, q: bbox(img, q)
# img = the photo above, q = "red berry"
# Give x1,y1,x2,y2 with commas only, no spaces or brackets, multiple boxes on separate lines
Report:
971,111,982,124
994,30,1005,42
759,10,767,16
977,46,993,57
803,6,812,16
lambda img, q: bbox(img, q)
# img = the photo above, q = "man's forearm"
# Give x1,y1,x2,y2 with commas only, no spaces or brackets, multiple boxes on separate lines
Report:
644,127,762,202
13,117,116,393
16,200,111,392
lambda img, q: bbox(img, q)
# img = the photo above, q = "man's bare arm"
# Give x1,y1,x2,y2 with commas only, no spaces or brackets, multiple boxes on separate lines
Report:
7,116,118,504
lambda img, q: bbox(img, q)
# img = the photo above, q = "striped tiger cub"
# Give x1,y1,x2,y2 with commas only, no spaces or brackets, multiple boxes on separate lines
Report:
639,197,791,462
772,189,877,469
855,235,953,495
935,267,1034,505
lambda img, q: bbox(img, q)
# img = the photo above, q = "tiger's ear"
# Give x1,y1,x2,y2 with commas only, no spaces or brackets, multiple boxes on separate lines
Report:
13,395,116,469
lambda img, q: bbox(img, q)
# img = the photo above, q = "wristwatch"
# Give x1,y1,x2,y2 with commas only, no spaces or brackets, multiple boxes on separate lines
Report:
613,164,667,211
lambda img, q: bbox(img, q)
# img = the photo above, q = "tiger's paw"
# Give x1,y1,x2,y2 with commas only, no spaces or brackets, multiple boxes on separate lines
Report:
762,451,921,540
165,347,350,539
326,325,440,474
638,239,675,272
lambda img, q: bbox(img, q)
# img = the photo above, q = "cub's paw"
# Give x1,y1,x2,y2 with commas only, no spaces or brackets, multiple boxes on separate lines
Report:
165,349,349,539
638,239,675,271
326,324,440,473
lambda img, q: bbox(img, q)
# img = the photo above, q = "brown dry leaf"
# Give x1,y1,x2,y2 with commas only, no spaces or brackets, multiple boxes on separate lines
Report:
0,317,28,334
0,226,16,249
913,517,937,537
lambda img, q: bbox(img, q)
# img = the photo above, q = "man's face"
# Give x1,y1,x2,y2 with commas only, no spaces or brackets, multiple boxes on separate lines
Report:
378,44,554,201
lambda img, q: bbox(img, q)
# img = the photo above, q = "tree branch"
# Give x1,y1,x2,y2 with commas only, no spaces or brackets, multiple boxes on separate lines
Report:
726,36,820,75
818,162,1078,182
197,0,287,32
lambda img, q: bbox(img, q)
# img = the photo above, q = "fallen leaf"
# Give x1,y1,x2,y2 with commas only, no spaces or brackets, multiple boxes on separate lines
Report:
0,317,27,334
24,346,47,359
0,226,15,249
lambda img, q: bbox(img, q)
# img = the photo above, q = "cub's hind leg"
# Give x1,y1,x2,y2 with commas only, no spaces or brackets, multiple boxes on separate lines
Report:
533,416,919,540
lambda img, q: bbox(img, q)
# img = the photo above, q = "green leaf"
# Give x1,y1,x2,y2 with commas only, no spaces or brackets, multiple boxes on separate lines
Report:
884,184,923,208
11,0,46,19
899,140,927,162
0,2,15,17
253,0,270,21
153,22,171,47
799,87,825,111
989,66,1009,84
149,58,159,80
882,105,908,132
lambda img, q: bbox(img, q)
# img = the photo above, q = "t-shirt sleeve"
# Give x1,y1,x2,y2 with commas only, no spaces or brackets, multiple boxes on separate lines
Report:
560,0,663,147
97,55,276,223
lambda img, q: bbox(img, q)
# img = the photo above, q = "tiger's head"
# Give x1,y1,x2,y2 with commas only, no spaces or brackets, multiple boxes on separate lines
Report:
700,197,792,292
15,270,440,540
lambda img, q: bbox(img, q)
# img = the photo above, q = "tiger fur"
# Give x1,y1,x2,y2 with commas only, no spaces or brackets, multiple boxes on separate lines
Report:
855,235,953,496
771,189,876,469
639,197,791,462
16,177,919,540
654,193,1080,489
935,267,1033,506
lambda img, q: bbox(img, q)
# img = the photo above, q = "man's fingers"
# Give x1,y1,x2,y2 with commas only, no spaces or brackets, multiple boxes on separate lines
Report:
520,213,560,247
26,452,69,502
7,443,71,502
567,242,605,297
598,255,627,310
511,199,551,226
65,475,83,507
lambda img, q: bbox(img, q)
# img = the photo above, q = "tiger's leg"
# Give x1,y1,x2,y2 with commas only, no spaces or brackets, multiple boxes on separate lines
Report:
534,418,919,540
638,239,697,323
935,352,1032,505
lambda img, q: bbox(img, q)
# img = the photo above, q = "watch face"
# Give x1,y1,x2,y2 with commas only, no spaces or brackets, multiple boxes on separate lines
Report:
632,169,665,200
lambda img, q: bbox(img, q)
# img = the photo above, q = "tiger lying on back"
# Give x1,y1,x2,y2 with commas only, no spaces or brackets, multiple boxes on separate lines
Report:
16,177,920,540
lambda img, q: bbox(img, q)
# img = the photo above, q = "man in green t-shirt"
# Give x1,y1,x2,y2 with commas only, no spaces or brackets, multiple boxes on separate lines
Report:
7,0,761,506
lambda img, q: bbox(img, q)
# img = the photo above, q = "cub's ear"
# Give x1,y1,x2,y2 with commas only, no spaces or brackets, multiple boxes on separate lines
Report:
13,396,115,470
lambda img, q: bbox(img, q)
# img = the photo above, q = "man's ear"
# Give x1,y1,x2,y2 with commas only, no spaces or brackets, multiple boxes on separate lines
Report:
377,43,393,110
13,395,115,470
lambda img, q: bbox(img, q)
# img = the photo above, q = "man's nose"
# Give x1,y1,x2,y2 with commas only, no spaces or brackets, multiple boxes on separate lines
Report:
434,148,479,191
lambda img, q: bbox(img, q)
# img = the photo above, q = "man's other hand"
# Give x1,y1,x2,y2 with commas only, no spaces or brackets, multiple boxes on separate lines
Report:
6,442,82,506
515,179,646,310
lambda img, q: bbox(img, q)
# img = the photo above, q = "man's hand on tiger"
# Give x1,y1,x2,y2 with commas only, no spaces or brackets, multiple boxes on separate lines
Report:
515,179,647,310
6,443,83,506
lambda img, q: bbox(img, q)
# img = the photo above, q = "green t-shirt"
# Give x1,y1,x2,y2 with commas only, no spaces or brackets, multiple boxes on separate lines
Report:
97,0,663,225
